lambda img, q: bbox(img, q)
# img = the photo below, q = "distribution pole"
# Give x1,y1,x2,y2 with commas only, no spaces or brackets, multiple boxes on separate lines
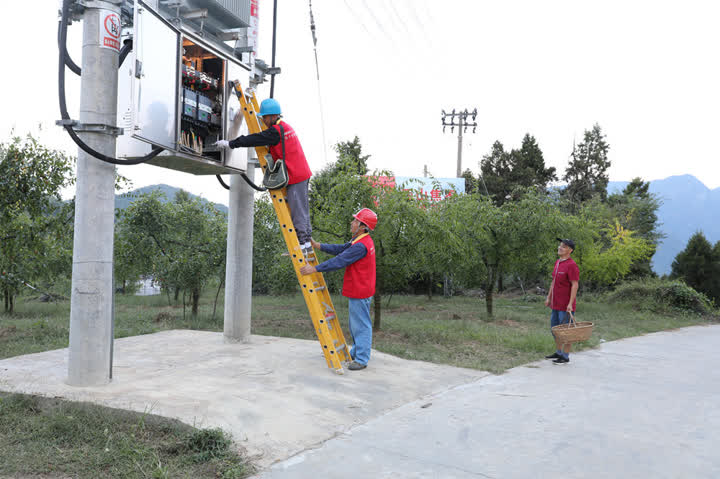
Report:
441,108,477,177
67,2,122,386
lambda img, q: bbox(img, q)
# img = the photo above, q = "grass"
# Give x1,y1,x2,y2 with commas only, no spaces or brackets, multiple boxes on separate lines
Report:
0,392,252,478
1,289,716,373
0,288,716,477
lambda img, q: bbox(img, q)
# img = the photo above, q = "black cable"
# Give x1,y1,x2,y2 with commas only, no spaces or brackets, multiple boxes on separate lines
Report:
270,0,278,98
216,173,267,192
59,0,162,165
242,172,267,191
57,20,81,75
60,23,132,75
216,175,230,190
119,39,133,68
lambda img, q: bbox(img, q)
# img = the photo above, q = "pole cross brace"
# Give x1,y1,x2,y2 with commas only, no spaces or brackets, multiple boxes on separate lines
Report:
56,119,124,136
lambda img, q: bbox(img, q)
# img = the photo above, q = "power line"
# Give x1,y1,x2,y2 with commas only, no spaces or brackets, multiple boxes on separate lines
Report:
342,0,372,36
308,0,328,165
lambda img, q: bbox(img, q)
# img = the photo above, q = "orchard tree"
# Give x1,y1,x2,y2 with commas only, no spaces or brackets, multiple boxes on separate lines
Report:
252,195,297,294
310,136,370,226
116,192,227,316
445,190,567,316
0,135,74,313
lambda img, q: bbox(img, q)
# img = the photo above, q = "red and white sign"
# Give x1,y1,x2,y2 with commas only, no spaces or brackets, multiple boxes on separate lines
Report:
99,10,121,52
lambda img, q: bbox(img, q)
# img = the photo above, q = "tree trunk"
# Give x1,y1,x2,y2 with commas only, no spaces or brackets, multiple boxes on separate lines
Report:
373,290,382,331
4,289,8,313
485,264,497,317
191,288,200,316
212,277,224,322
8,292,14,314
174,287,181,301
497,265,504,292
426,274,433,300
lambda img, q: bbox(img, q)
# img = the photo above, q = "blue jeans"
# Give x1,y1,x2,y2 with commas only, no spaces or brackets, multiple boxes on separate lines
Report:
550,309,571,359
348,297,373,365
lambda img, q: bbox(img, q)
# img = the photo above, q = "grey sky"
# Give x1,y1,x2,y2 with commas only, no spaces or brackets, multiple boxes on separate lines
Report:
2,0,718,206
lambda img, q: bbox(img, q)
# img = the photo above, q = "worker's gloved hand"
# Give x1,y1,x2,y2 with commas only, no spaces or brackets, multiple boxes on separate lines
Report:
214,140,230,149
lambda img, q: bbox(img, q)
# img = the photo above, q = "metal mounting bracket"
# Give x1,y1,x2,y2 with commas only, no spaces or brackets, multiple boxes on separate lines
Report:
56,119,124,136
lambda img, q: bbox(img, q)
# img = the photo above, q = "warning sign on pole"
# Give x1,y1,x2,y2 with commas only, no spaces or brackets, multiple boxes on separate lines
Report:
99,10,121,52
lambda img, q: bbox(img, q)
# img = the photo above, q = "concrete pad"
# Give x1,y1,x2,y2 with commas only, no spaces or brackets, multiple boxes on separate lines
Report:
254,325,720,478
0,330,488,467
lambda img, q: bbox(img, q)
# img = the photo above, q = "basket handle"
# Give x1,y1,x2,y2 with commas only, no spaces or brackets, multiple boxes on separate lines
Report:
567,311,577,327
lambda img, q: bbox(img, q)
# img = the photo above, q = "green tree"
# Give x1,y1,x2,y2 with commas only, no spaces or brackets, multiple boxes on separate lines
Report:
251,195,297,294
712,241,720,303
310,136,370,232
606,177,663,277
309,138,432,329
116,192,227,316
369,180,431,327
671,232,719,302
460,168,479,195
563,123,611,209
445,190,567,316
479,141,513,205
0,135,74,313
579,219,655,286
478,135,557,206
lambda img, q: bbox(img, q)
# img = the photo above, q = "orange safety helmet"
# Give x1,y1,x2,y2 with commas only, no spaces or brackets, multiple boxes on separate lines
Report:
353,208,378,231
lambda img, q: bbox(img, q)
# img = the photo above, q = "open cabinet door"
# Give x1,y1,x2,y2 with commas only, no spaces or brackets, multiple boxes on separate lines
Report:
132,0,180,150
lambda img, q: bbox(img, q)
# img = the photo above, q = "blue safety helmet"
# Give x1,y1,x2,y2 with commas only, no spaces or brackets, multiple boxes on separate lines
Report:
257,98,282,117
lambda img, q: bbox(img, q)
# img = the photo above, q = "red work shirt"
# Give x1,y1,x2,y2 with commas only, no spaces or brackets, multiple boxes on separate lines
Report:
269,121,311,185
343,234,376,299
551,257,579,311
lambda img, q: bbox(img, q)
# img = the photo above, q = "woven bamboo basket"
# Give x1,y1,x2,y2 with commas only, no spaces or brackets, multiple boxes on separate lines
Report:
551,312,593,344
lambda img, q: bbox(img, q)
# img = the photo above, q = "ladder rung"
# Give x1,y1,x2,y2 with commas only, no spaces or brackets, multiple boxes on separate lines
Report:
314,286,326,292
324,313,336,321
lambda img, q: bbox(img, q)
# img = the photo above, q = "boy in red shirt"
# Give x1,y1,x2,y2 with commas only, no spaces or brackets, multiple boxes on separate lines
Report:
545,238,579,364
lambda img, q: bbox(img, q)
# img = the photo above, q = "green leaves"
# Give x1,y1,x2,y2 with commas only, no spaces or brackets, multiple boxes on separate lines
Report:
563,123,611,207
115,191,227,312
671,232,720,303
0,135,75,309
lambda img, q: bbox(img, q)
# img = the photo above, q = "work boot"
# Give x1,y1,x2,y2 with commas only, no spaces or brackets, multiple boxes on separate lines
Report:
348,361,367,371
545,352,560,359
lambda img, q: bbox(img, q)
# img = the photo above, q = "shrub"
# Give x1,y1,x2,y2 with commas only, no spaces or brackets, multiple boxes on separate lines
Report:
184,428,233,463
608,278,713,314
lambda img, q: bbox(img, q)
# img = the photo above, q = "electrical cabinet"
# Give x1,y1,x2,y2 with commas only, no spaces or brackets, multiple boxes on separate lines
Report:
117,0,251,174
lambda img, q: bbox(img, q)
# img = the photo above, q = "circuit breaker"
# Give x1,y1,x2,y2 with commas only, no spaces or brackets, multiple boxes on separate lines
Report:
116,0,251,174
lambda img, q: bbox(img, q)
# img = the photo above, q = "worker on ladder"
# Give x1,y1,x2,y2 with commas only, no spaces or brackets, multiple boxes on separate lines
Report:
300,209,378,371
215,99,314,254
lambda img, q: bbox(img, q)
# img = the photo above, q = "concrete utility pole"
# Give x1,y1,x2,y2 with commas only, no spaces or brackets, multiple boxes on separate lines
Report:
224,155,256,342
441,108,477,177
67,2,122,386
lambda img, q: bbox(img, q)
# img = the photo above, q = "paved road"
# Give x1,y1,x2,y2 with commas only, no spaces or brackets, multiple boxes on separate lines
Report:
254,325,720,479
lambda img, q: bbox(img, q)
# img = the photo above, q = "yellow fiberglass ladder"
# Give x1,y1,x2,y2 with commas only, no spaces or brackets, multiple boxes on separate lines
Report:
232,81,351,374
